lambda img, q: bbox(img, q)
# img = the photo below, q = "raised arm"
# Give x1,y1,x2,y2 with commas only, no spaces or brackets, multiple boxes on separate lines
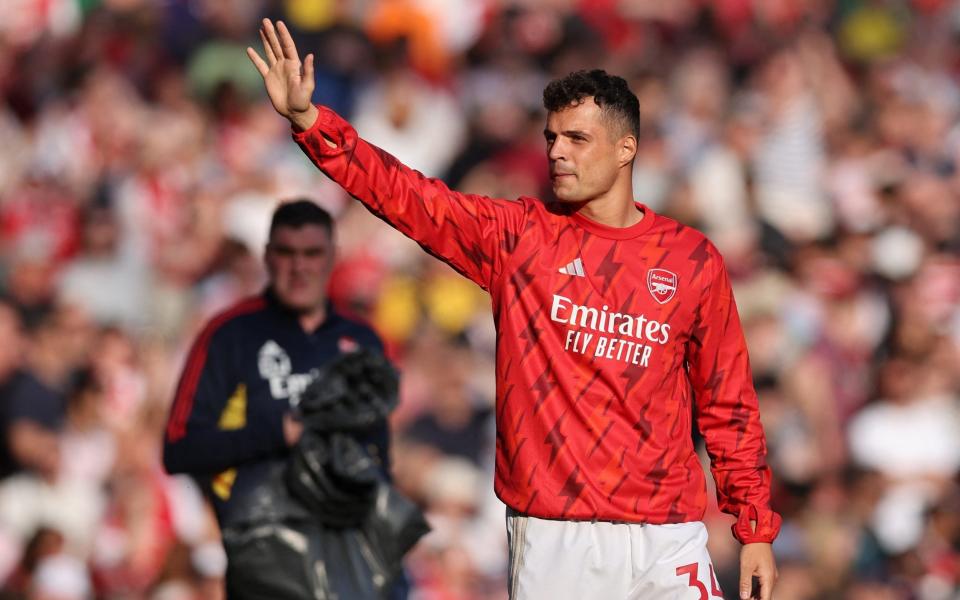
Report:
247,19,525,291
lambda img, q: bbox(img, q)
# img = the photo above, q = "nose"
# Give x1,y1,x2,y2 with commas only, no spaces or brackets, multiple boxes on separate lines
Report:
548,138,566,163
291,252,308,272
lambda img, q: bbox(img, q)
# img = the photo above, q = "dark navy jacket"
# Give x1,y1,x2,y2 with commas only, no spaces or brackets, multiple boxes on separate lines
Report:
163,290,390,527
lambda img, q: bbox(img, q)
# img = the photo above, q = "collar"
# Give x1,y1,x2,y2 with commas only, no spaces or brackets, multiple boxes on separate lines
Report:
263,288,341,333
571,202,656,240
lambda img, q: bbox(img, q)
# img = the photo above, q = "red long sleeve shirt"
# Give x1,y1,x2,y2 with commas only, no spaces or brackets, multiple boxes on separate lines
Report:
293,107,781,543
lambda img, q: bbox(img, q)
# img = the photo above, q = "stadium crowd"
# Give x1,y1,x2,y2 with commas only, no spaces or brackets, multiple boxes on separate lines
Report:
1,0,960,598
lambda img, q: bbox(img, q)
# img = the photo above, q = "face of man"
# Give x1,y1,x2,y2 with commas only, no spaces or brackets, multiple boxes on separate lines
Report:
544,98,635,204
265,224,334,313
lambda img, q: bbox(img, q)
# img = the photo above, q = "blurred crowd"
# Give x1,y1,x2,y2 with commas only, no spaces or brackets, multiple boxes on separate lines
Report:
2,0,960,598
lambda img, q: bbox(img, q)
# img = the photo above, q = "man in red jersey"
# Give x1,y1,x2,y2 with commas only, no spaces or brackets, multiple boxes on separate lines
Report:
249,19,780,600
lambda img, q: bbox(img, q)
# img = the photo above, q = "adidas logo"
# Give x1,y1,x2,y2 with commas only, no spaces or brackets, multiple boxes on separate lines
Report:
559,257,585,277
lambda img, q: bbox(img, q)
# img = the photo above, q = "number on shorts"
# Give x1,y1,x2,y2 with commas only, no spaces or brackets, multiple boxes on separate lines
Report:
676,563,708,600
676,563,723,599
709,564,723,596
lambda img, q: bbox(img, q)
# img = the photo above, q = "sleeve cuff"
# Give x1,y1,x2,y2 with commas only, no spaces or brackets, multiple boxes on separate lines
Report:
291,105,325,139
291,105,355,159
732,504,782,544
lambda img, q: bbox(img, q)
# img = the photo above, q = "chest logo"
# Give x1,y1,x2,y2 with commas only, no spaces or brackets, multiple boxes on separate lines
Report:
559,257,586,277
338,336,359,353
257,340,291,380
647,269,678,304
257,340,317,406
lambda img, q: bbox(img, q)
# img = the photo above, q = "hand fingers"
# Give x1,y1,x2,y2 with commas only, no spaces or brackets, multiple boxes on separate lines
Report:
259,28,276,66
276,20,300,61
246,47,269,77
304,53,315,85
759,571,774,600
262,19,285,66
739,564,753,600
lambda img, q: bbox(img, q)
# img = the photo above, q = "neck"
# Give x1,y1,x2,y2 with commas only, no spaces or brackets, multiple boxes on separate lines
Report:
576,178,641,228
297,304,327,333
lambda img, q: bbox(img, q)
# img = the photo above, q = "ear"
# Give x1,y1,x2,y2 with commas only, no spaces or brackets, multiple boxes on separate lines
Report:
617,134,638,168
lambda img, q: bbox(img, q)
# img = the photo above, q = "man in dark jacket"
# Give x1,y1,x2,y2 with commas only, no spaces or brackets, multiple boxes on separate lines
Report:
163,200,399,599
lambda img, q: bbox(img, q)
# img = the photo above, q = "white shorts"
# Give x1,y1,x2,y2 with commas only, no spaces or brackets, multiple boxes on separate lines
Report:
506,509,725,600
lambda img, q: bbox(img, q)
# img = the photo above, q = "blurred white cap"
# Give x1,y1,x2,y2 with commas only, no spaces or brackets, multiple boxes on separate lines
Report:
423,457,482,509
871,226,925,280
33,554,91,599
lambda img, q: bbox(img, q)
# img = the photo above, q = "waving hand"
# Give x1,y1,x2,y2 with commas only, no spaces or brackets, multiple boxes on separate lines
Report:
247,19,319,131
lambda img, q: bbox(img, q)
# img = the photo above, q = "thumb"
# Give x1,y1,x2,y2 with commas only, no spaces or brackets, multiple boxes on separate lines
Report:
740,562,754,599
304,53,315,83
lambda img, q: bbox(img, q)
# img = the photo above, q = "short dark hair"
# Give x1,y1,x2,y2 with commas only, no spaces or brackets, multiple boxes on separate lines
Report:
543,69,640,139
269,199,334,237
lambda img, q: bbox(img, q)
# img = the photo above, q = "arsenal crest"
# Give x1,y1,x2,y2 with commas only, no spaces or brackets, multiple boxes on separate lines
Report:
647,269,678,304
